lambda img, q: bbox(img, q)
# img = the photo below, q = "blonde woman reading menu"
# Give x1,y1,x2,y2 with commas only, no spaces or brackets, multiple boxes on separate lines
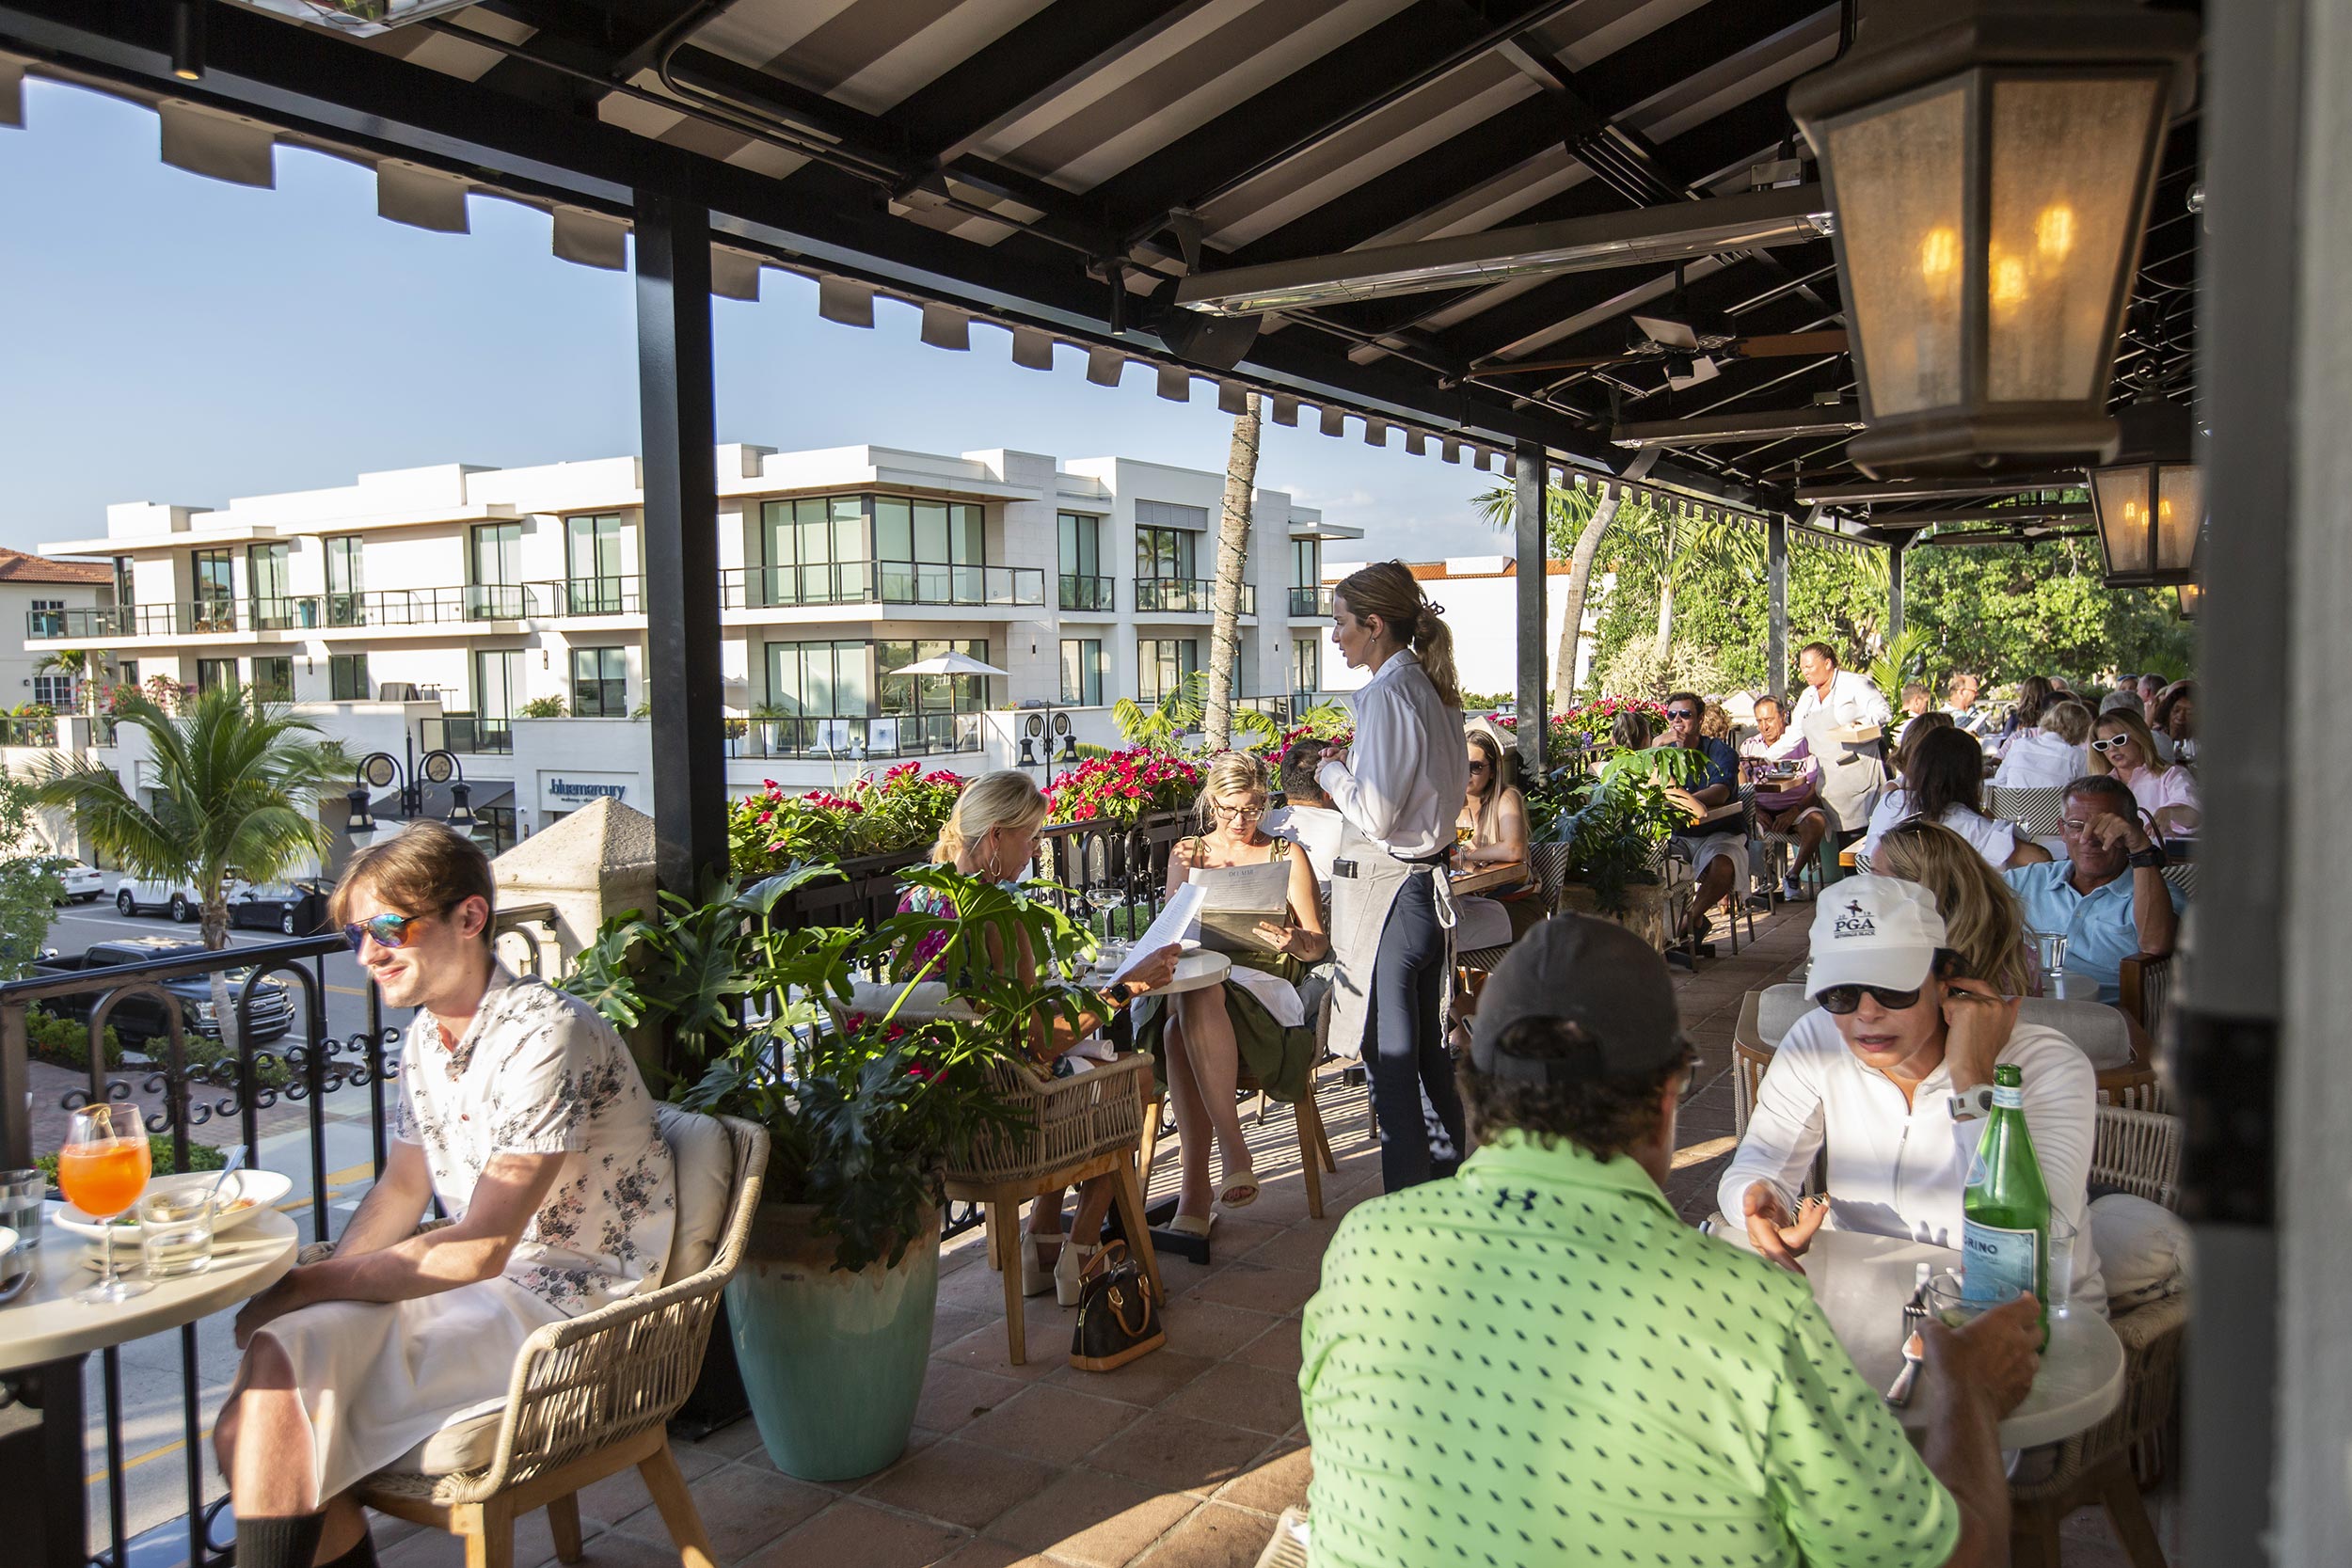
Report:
1317,562,1471,1192
898,771,1180,1306
1134,752,1327,1234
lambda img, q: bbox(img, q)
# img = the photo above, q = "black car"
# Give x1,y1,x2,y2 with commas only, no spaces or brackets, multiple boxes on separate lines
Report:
228,879,331,936
34,940,299,1048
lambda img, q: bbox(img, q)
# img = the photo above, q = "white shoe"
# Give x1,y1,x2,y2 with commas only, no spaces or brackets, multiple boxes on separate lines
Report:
1021,1230,1057,1298
1056,1242,1102,1308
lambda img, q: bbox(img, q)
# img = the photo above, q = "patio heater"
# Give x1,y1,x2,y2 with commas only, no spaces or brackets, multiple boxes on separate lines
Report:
2087,392,2204,588
1785,0,2197,478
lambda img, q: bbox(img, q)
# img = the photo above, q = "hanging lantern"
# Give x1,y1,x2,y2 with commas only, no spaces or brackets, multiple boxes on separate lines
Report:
2089,395,2202,587
1786,0,2196,479
2174,582,2201,619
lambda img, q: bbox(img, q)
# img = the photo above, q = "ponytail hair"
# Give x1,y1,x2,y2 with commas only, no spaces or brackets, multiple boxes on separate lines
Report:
1332,560,1462,710
931,768,1047,864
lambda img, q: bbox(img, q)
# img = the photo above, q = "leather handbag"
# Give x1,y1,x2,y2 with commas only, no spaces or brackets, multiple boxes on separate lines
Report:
1069,1242,1165,1371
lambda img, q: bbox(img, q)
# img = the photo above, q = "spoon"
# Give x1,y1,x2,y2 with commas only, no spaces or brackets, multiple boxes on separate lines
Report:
203,1146,248,1208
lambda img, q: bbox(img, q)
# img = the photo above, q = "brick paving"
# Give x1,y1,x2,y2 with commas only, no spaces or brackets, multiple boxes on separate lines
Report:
363,895,2172,1568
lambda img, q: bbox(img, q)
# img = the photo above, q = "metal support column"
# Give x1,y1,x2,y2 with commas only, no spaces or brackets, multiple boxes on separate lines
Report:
1511,440,1549,776
1767,515,1789,695
1884,535,1905,650
634,164,728,896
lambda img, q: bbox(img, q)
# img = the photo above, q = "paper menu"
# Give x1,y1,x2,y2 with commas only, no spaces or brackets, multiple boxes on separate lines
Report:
1108,882,1204,985
1188,860,1293,953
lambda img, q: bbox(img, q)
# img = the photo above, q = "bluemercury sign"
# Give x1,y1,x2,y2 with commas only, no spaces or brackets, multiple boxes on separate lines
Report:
539,771,634,811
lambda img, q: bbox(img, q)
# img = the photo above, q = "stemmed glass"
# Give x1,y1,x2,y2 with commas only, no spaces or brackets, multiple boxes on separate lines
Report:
58,1104,154,1303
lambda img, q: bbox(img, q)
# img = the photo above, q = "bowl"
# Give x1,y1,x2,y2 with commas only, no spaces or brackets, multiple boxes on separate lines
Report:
53,1167,293,1243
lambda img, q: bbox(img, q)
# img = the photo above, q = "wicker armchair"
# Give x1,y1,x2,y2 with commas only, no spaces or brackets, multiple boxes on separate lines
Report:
2009,1105,2187,1568
945,1052,1161,1366
326,1110,768,1568
1988,784,2070,839
2118,952,2174,1036
1455,841,1574,973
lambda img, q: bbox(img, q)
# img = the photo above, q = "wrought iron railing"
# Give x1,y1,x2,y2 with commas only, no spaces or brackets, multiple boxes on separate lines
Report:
0,716,59,747
420,713,516,755
1288,586,1332,616
1058,574,1116,611
1135,578,1255,614
532,577,643,616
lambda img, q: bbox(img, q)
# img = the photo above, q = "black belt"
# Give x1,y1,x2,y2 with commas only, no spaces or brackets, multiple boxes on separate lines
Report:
1333,847,1451,879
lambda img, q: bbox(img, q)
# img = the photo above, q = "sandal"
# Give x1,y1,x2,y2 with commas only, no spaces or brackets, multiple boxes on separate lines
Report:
1168,1212,1215,1239
1218,1167,1261,1209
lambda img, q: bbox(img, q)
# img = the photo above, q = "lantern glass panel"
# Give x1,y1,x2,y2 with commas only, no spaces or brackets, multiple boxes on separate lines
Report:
2154,463,2203,572
1823,85,1967,416
1986,76,2163,404
2091,466,2156,576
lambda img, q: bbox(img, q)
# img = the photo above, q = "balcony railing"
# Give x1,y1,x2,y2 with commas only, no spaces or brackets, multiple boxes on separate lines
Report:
1136,578,1255,615
723,562,879,609
875,561,1045,607
1058,574,1116,611
421,712,516,754
534,576,643,616
26,604,224,640
723,561,1045,610
248,595,301,631
0,716,57,747
723,711,982,760
1289,586,1333,617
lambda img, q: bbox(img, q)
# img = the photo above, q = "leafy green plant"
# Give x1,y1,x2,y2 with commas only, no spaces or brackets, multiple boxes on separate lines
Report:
24,1007,124,1070
0,777,65,980
1553,747,1707,914
517,695,568,719
37,1135,225,1186
563,863,1095,1272
729,764,968,875
1107,671,1279,755
1867,625,1933,709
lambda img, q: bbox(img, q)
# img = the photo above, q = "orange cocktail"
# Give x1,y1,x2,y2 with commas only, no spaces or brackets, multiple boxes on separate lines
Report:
58,1138,151,1221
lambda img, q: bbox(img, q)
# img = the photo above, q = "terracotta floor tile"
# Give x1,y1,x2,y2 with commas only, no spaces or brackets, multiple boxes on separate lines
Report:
379,1529,464,1568
1088,1411,1282,1497
1042,1348,1215,1409
689,1418,772,1461
1128,1501,1280,1568
1159,1297,1279,1361
858,1436,1062,1529
739,1500,970,1568
1228,1320,1304,1375
1232,1226,1326,1275
365,1512,425,1549
917,1362,1031,1433
538,1530,702,1568
931,1304,991,1349
936,1541,1058,1568
1156,1361,1301,1437
1191,1214,1285,1259
1183,1265,1319,1317
935,1314,1072,1379
961,1382,1145,1465
1211,1444,1311,1517
573,1440,727,1528
981,1468,1200,1567
609,1462,831,1563
736,1424,945,1488
939,1260,1031,1314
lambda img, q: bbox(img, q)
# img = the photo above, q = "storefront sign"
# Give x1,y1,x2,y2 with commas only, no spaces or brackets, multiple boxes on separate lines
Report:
539,771,635,811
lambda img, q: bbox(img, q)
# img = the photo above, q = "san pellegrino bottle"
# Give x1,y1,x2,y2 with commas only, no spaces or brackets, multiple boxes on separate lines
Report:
1962,1063,2051,1347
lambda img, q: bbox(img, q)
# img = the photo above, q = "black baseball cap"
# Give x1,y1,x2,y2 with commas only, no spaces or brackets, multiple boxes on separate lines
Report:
1470,915,1688,1083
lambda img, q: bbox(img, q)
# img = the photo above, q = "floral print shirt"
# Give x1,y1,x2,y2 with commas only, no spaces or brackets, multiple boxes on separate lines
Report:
390,965,675,1316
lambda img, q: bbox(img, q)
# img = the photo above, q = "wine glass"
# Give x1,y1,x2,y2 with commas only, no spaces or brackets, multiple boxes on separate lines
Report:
57,1104,154,1303
1086,881,1126,968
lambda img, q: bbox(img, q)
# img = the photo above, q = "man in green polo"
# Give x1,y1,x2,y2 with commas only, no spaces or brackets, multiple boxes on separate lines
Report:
1298,915,2042,1568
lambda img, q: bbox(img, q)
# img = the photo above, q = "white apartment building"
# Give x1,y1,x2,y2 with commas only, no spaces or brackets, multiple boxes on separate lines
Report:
20,444,1356,851
1319,555,1611,705
0,549,112,712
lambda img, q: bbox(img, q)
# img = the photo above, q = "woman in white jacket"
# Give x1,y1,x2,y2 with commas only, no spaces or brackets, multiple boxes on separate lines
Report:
1993,698,2094,790
1719,876,2105,1314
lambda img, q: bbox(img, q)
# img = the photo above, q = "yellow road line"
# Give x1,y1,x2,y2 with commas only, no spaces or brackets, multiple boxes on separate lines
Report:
91,1428,209,1485
326,984,368,997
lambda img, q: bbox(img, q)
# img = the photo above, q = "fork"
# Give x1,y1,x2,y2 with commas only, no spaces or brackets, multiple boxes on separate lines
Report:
1885,1297,1930,1408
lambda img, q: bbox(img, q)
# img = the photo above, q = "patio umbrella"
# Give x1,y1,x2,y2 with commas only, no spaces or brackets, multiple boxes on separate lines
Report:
887,651,1009,678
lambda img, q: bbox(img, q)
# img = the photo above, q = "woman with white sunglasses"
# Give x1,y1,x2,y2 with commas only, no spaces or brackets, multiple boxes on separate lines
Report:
2088,707,2201,841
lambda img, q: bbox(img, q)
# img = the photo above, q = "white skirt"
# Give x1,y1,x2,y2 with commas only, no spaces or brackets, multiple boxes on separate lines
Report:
246,1276,564,1502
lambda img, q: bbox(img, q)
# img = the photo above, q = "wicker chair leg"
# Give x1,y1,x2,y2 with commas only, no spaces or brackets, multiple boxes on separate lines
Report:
1139,1091,1168,1196
638,1439,720,1568
993,1200,1028,1365
1296,1097,1325,1221
546,1494,584,1564
458,1499,515,1568
1109,1155,1167,1307
2093,1451,2170,1568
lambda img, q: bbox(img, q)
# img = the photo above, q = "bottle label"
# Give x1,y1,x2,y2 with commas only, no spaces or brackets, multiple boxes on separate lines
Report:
1961,1219,2041,1304
1992,1083,2024,1110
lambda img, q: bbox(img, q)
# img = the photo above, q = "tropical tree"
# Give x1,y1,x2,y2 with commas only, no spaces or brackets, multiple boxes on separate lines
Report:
33,648,100,714
1108,670,1279,755
0,775,65,980
1202,391,1263,750
26,686,347,1053
1476,481,1624,711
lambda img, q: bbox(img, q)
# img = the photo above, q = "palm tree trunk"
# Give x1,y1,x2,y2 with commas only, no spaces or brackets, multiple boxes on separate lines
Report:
201,895,243,1079
1550,489,1626,709
1202,392,1263,752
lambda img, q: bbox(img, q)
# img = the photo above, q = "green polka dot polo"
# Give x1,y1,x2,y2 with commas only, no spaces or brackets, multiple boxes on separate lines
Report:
1298,1131,1960,1568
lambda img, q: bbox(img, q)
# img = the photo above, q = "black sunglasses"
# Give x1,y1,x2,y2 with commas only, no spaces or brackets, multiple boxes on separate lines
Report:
1666,707,1702,721
342,911,424,953
1815,983,1927,1015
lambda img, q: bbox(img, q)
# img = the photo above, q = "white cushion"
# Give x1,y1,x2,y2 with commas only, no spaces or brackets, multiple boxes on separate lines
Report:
659,1104,734,1283
1753,984,2134,1069
397,1409,503,1475
2090,1192,2191,1311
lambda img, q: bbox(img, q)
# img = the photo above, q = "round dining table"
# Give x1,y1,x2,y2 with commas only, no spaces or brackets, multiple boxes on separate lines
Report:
1,1206,298,1568
1716,1225,2125,1449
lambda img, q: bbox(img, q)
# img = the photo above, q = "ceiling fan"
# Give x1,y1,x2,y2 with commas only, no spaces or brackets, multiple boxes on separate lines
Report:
1466,267,1847,388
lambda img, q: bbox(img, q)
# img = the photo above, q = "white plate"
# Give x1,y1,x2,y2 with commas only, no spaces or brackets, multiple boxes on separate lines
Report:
53,1168,294,1243
0,1226,15,1256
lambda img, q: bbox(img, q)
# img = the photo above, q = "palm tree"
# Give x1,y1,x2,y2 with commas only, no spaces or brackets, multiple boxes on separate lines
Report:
33,648,100,714
26,685,347,1056
1202,391,1263,751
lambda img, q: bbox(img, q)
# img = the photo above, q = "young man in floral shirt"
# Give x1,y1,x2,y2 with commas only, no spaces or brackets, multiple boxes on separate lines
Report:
215,824,674,1568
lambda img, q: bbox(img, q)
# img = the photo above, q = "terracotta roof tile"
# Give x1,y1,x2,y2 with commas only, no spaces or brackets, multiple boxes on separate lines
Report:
0,548,112,585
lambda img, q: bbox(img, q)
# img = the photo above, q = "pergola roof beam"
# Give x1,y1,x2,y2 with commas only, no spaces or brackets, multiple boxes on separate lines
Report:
1612,404,1863,448
1796,475,2091,504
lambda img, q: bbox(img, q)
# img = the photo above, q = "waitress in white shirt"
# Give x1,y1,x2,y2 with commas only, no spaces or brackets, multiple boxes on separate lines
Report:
1789,641,1894,838
1316,562,1472,1192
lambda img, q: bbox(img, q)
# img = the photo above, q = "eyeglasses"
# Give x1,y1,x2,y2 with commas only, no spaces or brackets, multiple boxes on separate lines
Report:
1815,983,1927,1015
2090,735,2134,753
1215,802,1266,820
1466,760,1491,774
342,911,424,953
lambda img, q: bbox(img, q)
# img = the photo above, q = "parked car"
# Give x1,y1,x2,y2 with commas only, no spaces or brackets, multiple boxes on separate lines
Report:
33,938,298,1048
229,879,331,936
117,875,251,923
51,861,103,904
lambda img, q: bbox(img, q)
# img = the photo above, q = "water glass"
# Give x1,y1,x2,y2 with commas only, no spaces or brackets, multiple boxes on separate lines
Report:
0,1168,40,1252
2027,929,2069,992
2046,1212,2080,1319
1926,1269,2022,1329
137,1187,216,1279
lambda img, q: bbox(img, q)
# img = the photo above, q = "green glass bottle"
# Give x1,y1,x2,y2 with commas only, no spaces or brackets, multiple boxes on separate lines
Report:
1962,1063,2051,1346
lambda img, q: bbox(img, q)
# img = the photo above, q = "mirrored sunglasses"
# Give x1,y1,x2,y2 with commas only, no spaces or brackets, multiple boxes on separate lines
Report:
1815,983,1926,1015
342,911,424,953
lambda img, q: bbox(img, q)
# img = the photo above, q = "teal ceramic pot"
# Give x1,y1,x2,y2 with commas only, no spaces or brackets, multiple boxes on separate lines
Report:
726,1200,941,1481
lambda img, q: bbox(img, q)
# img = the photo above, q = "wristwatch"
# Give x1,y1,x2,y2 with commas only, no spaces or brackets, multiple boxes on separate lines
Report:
1948,1085,1996,1122
1098,979,1140,1009
2128,844,2168,869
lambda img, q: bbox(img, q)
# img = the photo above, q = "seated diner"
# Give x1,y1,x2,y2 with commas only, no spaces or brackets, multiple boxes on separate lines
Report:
1994,698,2094,790
1871,819,2037,998
1863,725,2052,870
1450,726,1542,948
2089,707,2201,841
1740,692,1828,903
2003,776,2185,1006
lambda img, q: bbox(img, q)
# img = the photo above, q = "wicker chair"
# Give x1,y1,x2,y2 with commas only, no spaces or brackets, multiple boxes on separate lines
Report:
2118,952,2174,1037
1456,841,1573,973
1988,784,2070,840
339,1109,768,1568
946,1053,1162,1366
2008,1105,2187,1568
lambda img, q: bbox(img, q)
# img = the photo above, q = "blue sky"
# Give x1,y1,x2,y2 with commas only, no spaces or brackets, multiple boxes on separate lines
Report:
0,79,1512,564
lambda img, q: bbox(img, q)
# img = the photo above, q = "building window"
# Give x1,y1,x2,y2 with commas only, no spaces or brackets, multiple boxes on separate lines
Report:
565,514,629,612
476,649,521,722
469,522,523,618
248,542,293,630
112,557,135,607
191,548,234,631
879,638,985,754
31,674,73,709
478,805,516,857
329,653,370,701
1059,639,1104,706
252,657,294,704
570,647,628,717
27,598,63,640
1058,513,1110,610
196,657,236,694
1292,537,1320,587
1292,636,1321,697
1137,639,1199,704
326,535,363,626
759,496,868,607
875,497,986,603
768,640,871,718
1136,524,1198,581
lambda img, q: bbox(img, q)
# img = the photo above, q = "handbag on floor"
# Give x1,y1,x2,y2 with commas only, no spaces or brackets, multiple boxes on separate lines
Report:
1069,1242,1165,1371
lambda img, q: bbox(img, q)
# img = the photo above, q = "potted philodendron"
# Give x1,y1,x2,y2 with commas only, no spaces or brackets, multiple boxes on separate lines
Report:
564,863,1095,1480
1546,745,1707,948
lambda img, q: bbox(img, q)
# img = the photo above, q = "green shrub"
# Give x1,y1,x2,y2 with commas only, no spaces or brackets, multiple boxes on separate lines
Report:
25,1007,123,1070
36,1134,226,1187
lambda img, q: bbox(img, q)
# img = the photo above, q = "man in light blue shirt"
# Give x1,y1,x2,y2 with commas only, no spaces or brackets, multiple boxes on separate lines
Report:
2004,776,2184,1003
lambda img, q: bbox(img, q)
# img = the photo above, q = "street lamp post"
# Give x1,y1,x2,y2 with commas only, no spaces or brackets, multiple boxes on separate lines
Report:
345,734,479,845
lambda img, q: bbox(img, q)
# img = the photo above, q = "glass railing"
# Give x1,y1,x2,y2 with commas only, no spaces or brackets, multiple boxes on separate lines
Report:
1289,586,1332,617
290,589,480,628
1136,578,1255,614
1058,574,1116,611
248,596,301,631
26,604,230,640
189,597,238,635
875,562,1045,607
0,717,58,747
464,584,536,621
722,562,882,610
723,711,982,760
534,577,642,616
421,713,516,755
91,715,119,747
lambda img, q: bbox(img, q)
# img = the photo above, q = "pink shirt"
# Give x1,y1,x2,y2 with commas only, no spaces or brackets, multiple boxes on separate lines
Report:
2119,763,2200,837
1739,730,1819,811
